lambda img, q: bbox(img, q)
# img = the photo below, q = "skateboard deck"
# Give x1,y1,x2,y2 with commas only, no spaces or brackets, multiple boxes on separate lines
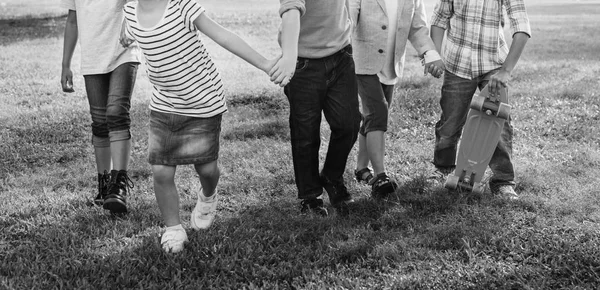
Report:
445,85,511,194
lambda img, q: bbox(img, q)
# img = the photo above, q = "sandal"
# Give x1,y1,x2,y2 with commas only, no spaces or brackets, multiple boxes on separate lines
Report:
354,167,373,184
371,172,398,199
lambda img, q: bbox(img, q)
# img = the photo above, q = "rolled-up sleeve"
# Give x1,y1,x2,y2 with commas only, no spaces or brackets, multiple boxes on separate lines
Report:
430,0,453,29
279,0,306,17
505,0,532,37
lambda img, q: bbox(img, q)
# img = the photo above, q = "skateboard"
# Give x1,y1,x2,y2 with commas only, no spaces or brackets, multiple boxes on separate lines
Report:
444,85,511,194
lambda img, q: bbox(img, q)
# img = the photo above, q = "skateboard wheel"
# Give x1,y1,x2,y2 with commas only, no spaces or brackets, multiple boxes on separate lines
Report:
445,175,459,190
472,182,484,194
470,95,485,111
497,103,511,119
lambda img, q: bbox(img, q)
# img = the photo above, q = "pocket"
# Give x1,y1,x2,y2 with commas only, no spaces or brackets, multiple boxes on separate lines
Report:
295,59,309,72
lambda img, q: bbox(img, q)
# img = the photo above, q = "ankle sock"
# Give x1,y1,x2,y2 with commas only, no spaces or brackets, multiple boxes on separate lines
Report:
166,224,184,231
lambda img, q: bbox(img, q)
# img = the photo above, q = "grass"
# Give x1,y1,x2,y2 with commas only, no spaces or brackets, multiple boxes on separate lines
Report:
2,0,600,289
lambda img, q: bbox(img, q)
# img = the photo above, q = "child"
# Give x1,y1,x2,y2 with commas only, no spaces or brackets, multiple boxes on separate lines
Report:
60,0,139,214
430,0,531,199
349,0,445,198
121,0,277,253
270,0,361,216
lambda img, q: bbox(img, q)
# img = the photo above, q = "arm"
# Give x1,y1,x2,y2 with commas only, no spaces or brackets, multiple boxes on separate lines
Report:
430,26,445,56
193,13,275,74
269,8,301,87
61,10,77,93
407,0,444,78
488,32,529,95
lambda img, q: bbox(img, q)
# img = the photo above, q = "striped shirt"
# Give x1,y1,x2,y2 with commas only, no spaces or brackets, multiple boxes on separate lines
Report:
123,0,226,117
431,0,532,79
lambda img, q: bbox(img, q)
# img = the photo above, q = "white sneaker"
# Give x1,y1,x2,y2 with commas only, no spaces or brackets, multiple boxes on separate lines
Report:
492,185,519,200
160,228,188,253
191,191,218,230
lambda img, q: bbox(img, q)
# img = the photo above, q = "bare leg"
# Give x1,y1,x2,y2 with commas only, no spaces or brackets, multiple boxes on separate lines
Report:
366,130,386,175
110,139,131,171
152,165,180,227
356,134,370,170
94,146,112,173
194,160,220,198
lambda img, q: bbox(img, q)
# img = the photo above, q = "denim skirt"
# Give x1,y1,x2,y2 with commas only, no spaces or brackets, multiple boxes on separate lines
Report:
148,110,221,165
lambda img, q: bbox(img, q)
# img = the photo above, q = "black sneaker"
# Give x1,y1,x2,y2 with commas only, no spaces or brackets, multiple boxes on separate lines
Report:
103,170,134,214
371,172,397,199
320,173,354,214
300,198,328,216
94,171,111,206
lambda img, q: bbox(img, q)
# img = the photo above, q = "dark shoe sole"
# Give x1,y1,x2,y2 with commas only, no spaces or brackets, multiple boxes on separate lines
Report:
103,198,127,213
372,183,396,199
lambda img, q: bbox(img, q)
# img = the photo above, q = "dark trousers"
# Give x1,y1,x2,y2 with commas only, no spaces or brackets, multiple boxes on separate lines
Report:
284,45,361,199
434,70,515,186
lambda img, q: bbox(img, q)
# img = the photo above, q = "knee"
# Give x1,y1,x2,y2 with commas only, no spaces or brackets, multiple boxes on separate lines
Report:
152,166,175,184
106,101,131,131
195,161,220,179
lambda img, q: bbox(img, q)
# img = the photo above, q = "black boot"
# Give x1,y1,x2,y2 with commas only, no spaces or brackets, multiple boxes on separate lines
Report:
103,170,134,214
94,171,111,206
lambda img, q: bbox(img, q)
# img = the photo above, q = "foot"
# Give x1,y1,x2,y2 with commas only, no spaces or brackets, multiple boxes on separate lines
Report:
427,166,454,186
191,192,218,230
320,173,353,215
491,185,519,200
371,172,398,199
103,170,134,214
161,227,188,253
300,198,328,217
94,171,111,206
354,167,373,184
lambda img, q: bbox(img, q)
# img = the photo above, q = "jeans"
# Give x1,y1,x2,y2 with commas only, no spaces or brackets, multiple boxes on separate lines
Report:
284,45,361,199
84,62,138,148
434,70,515,187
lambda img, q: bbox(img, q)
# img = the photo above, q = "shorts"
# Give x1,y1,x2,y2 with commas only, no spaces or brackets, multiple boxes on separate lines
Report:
356,74,394,136
148,110,222,165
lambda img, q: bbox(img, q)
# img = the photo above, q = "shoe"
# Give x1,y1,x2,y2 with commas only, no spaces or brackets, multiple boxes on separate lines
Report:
491,184,519,200
191,191,218,230
161,228,188,253
354,167,373,184
427,166,454,186
320,173,354,214
371,172,398,199
94,171,111,206
300,198,328,216
103,170,134,214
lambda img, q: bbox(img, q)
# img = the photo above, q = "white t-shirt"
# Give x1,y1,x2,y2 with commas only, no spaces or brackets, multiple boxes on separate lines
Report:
123,0,227,118
60,0,140,75
377,0,399,85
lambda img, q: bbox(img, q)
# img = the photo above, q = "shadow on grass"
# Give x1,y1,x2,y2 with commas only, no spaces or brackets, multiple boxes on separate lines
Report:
2,178,600,289
0,15,66,46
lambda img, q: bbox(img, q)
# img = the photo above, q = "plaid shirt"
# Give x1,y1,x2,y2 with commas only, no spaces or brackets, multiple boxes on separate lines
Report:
431,0,531,79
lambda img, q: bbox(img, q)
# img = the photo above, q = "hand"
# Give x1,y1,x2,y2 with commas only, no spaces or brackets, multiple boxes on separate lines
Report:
488,69,510,97
61,67,74,93
262,55,282,75
424,59,445,78
269,56,296,87
119,19,134,48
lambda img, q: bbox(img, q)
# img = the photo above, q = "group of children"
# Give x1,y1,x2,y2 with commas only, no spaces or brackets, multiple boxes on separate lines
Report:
61,0,530,253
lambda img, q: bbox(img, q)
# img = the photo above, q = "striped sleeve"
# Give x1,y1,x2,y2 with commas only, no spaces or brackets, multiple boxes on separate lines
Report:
179,0,205,32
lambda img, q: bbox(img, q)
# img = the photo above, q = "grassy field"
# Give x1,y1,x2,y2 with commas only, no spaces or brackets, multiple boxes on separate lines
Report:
2,0,600,289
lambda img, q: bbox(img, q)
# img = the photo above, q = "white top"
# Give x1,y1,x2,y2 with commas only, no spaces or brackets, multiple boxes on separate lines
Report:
60,0,140,75
377,0,399,85
123,0,227,118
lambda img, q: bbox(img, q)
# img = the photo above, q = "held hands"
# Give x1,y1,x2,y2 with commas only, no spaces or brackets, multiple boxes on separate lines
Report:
119,19,134,48
269,56,296,87
61,67,75,93
424,59,445,78
488,69,510,97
